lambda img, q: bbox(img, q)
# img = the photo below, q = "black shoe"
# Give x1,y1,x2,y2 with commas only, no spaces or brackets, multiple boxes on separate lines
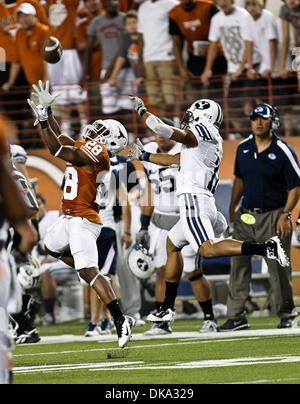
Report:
15,329,41,344
147,308,175,323
217,318,250,332
277,316,299,329
265,236,290,267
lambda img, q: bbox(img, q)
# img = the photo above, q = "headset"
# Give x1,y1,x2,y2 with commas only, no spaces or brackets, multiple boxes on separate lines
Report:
250,103,280,131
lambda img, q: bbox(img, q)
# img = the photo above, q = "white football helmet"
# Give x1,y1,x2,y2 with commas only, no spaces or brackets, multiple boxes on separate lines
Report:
181,99,223,129
82,120,110,142
92,119,128,156
17,256,41,290
127,244,155,280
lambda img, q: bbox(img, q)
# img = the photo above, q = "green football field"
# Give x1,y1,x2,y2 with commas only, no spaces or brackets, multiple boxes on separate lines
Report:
12,317,300,385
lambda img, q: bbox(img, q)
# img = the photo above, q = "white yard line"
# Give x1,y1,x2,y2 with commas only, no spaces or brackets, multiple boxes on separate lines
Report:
15,327,300,347
14,354,300,376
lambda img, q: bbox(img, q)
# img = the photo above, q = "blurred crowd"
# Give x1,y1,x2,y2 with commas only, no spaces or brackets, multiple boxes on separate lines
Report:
0,0,300,144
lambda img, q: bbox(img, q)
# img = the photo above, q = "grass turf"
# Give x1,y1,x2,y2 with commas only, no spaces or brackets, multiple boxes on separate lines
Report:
12,317,300,385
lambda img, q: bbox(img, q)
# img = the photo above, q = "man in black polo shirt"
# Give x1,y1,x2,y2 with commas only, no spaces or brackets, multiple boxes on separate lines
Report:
219,104,300,331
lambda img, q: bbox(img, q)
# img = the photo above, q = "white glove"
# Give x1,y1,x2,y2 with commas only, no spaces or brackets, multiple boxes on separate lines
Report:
128,95,147,116
31,80,60,108
136,229,150,250
27,99,48,126
128,138,145,161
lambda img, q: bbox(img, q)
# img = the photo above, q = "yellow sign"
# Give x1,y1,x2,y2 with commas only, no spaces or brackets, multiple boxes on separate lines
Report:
240,213,256,225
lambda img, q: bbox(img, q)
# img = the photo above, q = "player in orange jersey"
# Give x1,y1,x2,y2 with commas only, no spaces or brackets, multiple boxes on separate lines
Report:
27,81,135,348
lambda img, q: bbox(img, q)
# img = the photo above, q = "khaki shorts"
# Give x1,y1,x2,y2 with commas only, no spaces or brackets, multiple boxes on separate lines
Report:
144,60,176,105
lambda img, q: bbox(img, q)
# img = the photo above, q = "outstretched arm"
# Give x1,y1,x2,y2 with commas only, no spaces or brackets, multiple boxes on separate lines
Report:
27,100,89,166
129,96,198,148
128,139,180,166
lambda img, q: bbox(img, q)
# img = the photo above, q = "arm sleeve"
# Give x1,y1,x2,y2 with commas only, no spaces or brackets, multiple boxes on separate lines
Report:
169,17,182,36
210,3,219,19
283,148,300,191
234,153,241,178
208,15,220,42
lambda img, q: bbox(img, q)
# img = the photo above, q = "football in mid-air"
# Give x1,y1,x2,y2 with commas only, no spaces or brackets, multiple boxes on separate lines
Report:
41,36,63,64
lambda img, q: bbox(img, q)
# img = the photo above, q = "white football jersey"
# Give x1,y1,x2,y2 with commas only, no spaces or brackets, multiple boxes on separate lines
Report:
143,142,181,215
177,122,223,197
98,165,117,230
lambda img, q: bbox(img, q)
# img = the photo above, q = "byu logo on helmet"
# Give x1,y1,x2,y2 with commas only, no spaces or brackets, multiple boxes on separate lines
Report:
127,244,155,280
137,258,149,272
195,101,211,110
181,98,223,129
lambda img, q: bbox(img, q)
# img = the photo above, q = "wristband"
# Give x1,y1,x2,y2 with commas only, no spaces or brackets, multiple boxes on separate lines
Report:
140,108,147,117
47,106,52,116
282,211,292,220
141,214,151,230
124,232,131,236
40,120,49,129
143,152,151,162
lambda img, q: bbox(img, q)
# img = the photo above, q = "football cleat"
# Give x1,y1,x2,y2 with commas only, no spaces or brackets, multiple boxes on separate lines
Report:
144,322,172,336
116,316,136,349
265,236,290,268
15,329,41,345
217,318,250,332
147,308,175,323
200,320,218,333
98,318,115,335
84,322,101,337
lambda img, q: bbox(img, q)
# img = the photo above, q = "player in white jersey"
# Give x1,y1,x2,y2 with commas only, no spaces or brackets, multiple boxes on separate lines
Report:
135,128,224,334
129,95,290,323
0,127,37,384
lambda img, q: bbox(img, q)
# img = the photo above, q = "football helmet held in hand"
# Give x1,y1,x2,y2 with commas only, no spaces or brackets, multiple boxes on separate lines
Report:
127,244,155,280
17,256,41,290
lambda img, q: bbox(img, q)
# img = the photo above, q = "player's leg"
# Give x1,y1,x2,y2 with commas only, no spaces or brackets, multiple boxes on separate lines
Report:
145,226,173,335
147,233,184,323
199,237,289,268
0,252,13,384
182,246,217,332
70,218,135,348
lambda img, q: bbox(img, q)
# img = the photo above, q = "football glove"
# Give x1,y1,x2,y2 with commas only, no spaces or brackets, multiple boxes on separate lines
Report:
31,80,60,108
135,229,150,250
27,99,48,126
128,138,145,161
128,95,147,116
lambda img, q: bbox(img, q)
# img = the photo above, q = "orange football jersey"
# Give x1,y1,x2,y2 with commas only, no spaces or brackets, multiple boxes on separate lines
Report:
62,139,110,224
45,0,80,50
0,115,9,159
169,0,220,55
